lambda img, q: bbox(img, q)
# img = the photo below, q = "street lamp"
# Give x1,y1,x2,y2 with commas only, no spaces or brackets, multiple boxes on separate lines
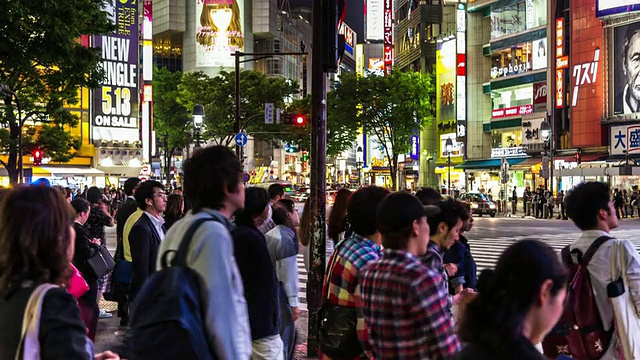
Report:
193,104,204,148
355,146,363,186
445,138,453,196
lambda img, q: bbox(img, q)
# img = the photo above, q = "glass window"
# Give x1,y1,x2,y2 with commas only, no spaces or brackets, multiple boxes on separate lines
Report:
491,129,524,148
491,84,534,110
491,2,526,39
528,0,547,28
491,43,532,79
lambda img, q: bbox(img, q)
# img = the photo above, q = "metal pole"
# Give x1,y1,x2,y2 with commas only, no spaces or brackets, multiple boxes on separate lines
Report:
448,153,451,196
550,112,555,196
235,51,241,158
17,98,23,184
307,0,327,355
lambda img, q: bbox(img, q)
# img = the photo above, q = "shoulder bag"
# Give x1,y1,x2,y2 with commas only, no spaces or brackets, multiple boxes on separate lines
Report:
86,245,116,278
608,239,640,359
318,239,364,359
14,284,58,360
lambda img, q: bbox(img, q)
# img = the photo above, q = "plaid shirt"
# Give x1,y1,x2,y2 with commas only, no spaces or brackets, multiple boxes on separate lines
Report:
422,241,453,313
321,234,383,359
358,249,460,360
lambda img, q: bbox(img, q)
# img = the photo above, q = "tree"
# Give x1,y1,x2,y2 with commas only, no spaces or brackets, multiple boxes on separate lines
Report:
153,67,191,184
334,71,435,190
177,70,299,146
0,0,114,184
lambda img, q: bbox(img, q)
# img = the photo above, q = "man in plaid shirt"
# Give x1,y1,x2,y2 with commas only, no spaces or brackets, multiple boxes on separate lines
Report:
358,193,461,359
320,186,390,359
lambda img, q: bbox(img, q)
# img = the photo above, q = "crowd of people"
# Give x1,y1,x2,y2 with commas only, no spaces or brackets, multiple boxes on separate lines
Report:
0,144,639,359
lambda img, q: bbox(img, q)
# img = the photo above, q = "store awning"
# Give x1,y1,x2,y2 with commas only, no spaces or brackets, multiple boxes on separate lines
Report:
509,157,542,170
455,157,528,170
40,167,104,177
31,167,52,177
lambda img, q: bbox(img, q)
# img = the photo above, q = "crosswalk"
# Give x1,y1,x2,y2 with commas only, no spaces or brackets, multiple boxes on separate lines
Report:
295,229,640,311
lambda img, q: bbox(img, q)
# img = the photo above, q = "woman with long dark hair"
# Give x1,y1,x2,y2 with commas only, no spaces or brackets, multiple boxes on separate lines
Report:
164,193,184,230
0,186,119,359
457,239,568,359
327,188,352,246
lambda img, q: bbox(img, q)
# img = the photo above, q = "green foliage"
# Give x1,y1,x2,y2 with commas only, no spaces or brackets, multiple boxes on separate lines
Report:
0,0,114,184
334,71,435,190
177,70,299,146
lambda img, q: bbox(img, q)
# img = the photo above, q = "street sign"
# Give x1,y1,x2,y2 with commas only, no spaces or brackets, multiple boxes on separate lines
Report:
276,108,281,124
242,172,250,183
541,156,550,178
265,103,274,124
140,164,151,176
235,132,248,147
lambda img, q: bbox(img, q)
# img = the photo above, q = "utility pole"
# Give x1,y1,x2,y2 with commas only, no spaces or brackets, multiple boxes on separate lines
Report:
307,0,328,355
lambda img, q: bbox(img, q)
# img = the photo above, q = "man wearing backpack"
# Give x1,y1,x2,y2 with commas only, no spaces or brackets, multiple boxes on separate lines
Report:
556,182,640,359
151,146,251,359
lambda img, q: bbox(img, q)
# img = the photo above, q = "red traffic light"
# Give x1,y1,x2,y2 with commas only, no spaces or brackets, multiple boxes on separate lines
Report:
32,148,43,166
288,113,307,126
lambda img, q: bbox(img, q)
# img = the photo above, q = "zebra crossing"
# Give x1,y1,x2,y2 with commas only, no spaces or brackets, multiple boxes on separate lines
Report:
295,229,640,311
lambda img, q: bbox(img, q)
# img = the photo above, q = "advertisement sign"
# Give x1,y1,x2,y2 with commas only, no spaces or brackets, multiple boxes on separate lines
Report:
614,22,640,115
491,147,527,158
368,58,384,76
597,0,640,18
492,104,533,119
366,0,383,41
571,0,606,148
610,123,640,155
533,81,547,112
383,0,393,74
521,118,545,145
339,23,355,57
440,133,463,158
456,3,467,142
437,40,456,131
410,134,420,160
556,18,565,109
532,38,548,70
195,0,245,68
491,61,532,79
92,0,139,141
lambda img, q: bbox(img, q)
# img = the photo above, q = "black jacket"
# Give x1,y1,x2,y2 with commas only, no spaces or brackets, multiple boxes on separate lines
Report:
115,197,138,261
72,222,100,300
231,225,280,340
0,286,92,359
456,336,546,360
129,213,163,301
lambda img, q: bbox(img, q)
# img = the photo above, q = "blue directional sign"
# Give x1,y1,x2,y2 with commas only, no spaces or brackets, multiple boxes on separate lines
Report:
235,132,248,147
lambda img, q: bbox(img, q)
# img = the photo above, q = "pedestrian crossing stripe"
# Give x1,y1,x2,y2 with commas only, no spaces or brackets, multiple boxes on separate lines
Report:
295,229,640,310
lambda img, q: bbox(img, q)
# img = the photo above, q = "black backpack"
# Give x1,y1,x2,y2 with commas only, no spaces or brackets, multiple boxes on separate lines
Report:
129,217,220,360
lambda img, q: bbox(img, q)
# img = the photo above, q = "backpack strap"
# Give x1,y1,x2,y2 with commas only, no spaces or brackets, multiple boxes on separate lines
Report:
581,235,612,265
160,217,219,269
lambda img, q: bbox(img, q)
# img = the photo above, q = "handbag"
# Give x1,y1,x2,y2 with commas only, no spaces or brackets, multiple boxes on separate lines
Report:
86,245,115,278
318,240,363,359
14,283,58,360
68,264,90,299
608,239,640,359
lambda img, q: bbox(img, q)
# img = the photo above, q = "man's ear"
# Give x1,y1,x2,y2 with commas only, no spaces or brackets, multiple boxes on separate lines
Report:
437,222,448,235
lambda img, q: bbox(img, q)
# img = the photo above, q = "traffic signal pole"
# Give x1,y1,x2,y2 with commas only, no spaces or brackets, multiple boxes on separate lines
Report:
306,0,328,355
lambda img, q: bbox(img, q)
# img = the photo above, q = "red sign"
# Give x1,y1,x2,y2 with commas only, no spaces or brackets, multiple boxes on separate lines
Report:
556,69,564,108
457,54,466,76
492,104,533,119
555,17,565,109
556,18,564,58
556,56,569,69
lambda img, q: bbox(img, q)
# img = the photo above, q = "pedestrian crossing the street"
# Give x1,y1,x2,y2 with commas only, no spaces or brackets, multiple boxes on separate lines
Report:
295,229,640,311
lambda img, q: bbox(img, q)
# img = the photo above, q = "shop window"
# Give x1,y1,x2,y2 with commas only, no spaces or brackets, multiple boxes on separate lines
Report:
491,2,526,39
491,84,534,110
491,43,532,79
528,0,547,28
491,129,523,148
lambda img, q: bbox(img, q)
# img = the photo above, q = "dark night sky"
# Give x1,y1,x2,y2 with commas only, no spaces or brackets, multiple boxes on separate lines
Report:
289,0,365,43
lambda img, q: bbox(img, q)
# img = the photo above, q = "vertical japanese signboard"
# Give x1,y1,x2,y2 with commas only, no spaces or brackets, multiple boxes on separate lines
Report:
383,0,393,75
456,3,467,142
93,0,139,142
555,18,565,109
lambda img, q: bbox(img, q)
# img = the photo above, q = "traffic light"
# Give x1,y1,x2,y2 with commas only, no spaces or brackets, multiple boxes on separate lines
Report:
284,113,307,126
284,143,299,153
302,151,309,162
33,148,42,166
322,0,347,72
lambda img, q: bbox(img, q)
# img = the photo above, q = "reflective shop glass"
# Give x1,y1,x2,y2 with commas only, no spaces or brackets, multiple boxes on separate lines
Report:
491,84,533,110
490,0,547,40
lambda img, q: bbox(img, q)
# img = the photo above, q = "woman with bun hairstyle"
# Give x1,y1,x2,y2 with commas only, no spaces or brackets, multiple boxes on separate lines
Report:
457,239,568,359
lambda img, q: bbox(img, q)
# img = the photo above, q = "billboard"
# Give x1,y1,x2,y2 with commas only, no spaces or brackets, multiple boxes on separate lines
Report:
597,0,640,18
383,0,393,74
613,22,640,115
92,0,139,142
195,0,245,68
366,0,383,41
532,38,548,70
368,58,385,76
610,123,640,155
436,39,457,129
